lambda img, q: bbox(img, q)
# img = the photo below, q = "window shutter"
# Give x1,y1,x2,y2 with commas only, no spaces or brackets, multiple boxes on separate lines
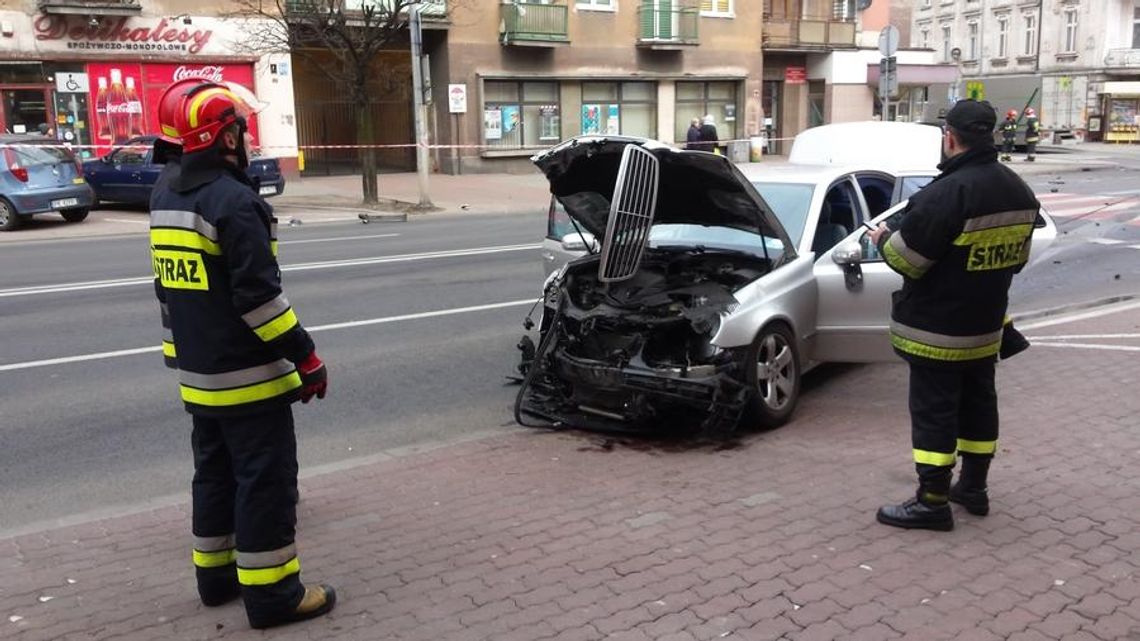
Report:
701,0,730,13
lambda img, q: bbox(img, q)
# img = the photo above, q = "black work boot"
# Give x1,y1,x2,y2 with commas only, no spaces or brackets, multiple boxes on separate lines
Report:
951,454,991,516
877,465,953,531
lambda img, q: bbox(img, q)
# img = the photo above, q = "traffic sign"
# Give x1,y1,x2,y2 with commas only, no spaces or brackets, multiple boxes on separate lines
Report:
878,25,900,58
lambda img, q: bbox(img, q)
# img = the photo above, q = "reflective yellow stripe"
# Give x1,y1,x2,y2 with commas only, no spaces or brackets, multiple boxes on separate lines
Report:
253,309,299,342
161,124,180,138
953,224,1033,246
181,372,301,407
891,334,1001,362
150,228,222,256
188,87,239,128
957,438,997,455
162,340,177,358
238,557,300,586
882,238,926,280
271,240,278,257
913,449,956,466
193,548,236,568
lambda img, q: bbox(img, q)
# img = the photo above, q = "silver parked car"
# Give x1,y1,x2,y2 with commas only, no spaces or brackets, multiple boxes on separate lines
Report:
515,135,1056,434
0,135,95,231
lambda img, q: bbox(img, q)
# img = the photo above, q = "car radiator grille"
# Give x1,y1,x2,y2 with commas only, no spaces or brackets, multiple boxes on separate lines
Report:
598,145,659,283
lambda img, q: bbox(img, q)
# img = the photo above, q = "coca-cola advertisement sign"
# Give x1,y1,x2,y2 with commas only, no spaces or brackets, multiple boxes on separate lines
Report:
86,62,259,157
34,15,214,55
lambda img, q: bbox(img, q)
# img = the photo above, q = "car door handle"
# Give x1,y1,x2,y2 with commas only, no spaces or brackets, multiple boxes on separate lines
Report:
131,172,141,178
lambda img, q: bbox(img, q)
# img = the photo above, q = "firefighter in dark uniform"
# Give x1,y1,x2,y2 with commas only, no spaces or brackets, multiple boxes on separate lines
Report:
868,99,1040,531
1024,107,1041,162
1000,109,1018,162
150,80,336,628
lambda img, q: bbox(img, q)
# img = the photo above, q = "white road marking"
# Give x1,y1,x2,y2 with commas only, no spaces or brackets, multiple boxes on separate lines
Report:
1018,299,1140,331
0,243,541,298
1087,238,1125,245
103,218,149,225
1028,342,1140,353
0,299,534,372
278,233,399,245
1103,188,1140,196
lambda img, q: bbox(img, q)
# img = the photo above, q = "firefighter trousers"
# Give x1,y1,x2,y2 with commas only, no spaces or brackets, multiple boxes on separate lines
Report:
909,361,999,494
190,406,304,623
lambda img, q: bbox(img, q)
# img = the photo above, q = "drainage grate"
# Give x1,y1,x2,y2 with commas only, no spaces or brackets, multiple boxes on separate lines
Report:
598,144,659,283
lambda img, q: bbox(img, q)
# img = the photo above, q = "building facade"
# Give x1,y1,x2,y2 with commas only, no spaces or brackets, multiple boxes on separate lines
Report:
912,0,1140,143
0,0,300,169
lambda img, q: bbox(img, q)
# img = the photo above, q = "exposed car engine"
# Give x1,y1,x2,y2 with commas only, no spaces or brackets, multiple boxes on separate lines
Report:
516,250,771,434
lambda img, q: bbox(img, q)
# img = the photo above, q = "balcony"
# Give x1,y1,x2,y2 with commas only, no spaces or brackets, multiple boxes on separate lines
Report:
761,14,856,51
37,0,141,15
637,1,699,49
500,2,569,47
1104,48,1140,70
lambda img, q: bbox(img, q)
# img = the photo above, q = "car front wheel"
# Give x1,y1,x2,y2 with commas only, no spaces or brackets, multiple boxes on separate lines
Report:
61,208,89,223
0,198,21,231
744,322,801,429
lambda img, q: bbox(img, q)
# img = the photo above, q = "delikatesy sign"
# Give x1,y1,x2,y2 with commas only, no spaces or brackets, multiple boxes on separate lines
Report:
34,15,215,55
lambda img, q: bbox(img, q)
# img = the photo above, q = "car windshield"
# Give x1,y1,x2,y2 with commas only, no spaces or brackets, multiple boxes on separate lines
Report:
750,182,815,246
899,175,934,200
647,224,782,260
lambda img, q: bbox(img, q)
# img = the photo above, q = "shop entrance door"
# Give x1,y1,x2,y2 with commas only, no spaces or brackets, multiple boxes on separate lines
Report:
0,86,54,135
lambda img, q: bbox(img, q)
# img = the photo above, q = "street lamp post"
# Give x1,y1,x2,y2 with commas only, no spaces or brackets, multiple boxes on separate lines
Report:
410,2,433,208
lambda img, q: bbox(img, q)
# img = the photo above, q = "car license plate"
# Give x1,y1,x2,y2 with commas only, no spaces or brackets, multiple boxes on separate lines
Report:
51,198,79,209
259,185,277,196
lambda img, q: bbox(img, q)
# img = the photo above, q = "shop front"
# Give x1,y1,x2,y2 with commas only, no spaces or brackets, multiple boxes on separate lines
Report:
1100,81,1140,143
0,12,298,171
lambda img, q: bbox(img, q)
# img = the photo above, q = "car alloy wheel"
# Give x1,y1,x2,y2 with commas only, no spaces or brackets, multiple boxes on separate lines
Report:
744,323,800,429
0,198,19,232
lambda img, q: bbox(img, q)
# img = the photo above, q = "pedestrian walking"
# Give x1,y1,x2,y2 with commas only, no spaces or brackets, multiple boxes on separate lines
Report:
867,99,1040,532
1000,109,1018,162
149,80,336,628
1024,107,1041,162
685,117,703,150
699,114,720,154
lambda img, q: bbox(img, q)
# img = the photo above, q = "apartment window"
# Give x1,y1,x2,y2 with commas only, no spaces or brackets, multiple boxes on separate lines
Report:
581,82,657,139
576,0,613,10
1062,7,1078,53
1133,4,1140,48
922,0,931,7
942,24,952,61
833,0,855,21
920,27,930,48
967,21,979,60
483,81,561,149
1023,13,1037,56
997,15,1009,58
675,81,737,144
701,0,732,16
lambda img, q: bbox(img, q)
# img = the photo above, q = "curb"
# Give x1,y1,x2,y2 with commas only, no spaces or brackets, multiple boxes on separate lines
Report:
1012,294,1140,323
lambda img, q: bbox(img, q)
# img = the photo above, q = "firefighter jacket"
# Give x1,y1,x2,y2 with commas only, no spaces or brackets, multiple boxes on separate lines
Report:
1001,118,1018,141
875,144,1040,367
1025,117,1041,143
150,149,314,416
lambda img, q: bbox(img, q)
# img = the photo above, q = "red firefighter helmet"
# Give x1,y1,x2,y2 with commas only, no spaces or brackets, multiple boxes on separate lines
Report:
1025,107,1036,117
161,80,257,154
155,79,203,145
1006,109,1018,119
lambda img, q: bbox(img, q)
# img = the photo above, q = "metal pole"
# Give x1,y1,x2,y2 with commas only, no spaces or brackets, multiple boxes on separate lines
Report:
410,4,432,207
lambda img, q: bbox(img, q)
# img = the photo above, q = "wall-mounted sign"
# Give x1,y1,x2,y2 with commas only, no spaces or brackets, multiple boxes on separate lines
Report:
55,72,89,93
784,66,807,85
448,84,467,113
33,14,215,55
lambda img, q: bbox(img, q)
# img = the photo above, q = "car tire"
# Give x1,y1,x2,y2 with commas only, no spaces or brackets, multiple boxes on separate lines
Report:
0,198,22,231
61,208,89,223
744,322,801,429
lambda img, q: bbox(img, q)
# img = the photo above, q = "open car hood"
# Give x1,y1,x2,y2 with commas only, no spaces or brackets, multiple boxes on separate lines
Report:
532,136,791,245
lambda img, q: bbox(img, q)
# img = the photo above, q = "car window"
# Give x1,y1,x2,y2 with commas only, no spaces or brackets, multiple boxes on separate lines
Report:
546,197,575,241
856,175,895,219
111,145,150,166
898,176,933,201
750,182,814,247
2,142,73,167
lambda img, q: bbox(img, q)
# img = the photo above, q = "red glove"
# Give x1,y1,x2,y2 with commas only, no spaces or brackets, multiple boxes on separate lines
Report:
297,352,328,403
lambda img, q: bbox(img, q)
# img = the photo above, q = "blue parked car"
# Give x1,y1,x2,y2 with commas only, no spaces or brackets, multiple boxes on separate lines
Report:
0,134,96,231
83,135,286,208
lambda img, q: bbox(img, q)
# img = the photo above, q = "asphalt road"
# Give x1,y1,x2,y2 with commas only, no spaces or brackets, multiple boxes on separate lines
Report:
1,162,1138,531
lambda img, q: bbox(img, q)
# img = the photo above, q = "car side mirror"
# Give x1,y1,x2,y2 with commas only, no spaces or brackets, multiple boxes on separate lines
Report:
831,241,863,265
561,232,598,253
100,156,111,164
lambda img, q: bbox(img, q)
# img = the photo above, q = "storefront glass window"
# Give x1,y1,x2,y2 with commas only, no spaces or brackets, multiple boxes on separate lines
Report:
484,80,560,149
0,62,46,84
675,81,738,144
581,81,657,139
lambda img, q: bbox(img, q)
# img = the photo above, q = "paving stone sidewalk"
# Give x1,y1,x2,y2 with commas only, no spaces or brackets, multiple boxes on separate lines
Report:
2,305,1139,641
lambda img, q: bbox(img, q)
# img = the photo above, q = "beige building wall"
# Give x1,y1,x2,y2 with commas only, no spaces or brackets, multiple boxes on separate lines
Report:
828,84,875,123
